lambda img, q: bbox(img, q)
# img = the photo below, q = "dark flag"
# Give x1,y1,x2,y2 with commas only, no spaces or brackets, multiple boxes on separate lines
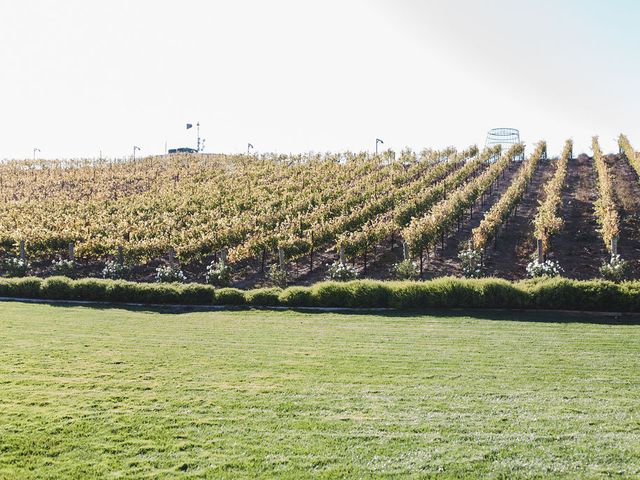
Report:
186,123,193,129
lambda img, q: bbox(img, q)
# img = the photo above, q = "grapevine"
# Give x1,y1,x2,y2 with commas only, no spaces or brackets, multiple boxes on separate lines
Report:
591,136,620,252
532,139,572,255
618,134,640,179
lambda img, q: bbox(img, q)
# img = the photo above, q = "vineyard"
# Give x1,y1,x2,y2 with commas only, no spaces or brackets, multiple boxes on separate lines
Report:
1,136,640,286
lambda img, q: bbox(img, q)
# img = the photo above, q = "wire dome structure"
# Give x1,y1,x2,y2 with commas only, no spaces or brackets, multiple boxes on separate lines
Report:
485,128,524,161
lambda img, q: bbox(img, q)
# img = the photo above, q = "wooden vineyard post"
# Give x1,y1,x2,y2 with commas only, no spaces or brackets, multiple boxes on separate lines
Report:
363,248,367,275
19,240,25,261
537,239,543,264
402,241,409,261
339,245,345,264
220,247,228,264
611,236,618,256
117,245,124,265
309,232,314,274
68,242,75,262
278,247,285,270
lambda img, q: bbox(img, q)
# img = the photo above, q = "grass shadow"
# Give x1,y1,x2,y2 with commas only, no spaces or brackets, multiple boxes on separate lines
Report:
10,298,640,326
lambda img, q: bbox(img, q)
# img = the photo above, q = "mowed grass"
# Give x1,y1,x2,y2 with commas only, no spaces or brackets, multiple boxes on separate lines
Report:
1,303,639,479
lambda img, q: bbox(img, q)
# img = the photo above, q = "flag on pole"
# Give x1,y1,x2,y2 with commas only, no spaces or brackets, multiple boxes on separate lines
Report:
186,123,193,129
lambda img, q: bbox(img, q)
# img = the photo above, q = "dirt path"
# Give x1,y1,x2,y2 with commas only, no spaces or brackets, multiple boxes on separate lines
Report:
605,153,640,279
481,159,555,279
551,154,607,279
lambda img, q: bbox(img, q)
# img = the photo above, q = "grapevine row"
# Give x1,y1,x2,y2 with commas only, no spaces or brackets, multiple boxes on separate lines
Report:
402,143,524,257
336,145,501,258
532,139,572,255
591,136,620,252
471,141,547,251
228,147,470,261
618,134,640,179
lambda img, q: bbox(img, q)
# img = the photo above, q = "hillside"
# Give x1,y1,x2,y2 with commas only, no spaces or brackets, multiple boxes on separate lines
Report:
0,136,639,285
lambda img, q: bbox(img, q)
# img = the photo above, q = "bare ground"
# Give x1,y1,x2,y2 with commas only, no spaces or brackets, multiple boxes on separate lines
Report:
551,154,608,279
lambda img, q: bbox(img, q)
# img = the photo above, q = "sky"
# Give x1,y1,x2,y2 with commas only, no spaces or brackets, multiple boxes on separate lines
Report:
0,0,638,160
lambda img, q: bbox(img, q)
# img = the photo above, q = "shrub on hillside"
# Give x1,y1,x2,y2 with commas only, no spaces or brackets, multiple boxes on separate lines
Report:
392,260,419,280
51,258,75,277
266,264,288,288
458,247,484,279
155,265,186,283
205,259,232,287
102,260,128,280
1,257,31,278
599,254,628,282
526,258,563,278
327,261,357,282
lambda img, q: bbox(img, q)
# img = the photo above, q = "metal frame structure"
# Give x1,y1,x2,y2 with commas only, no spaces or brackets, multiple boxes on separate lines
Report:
485,128,524,161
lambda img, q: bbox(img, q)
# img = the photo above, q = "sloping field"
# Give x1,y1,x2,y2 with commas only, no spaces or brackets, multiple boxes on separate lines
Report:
1,302,639,478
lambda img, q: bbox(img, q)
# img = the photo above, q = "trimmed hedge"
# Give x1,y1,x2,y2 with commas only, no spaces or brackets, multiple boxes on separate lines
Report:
0,276,640,312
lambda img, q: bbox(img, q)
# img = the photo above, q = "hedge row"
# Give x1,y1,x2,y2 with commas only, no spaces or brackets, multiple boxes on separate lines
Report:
1,276,640,312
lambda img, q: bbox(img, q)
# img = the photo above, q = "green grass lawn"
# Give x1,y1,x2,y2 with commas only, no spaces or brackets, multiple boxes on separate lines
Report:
1,303,639,479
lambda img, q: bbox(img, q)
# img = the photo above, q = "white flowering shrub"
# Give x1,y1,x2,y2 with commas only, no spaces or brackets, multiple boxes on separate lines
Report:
102,260,128,280
1,257,30,277
599,254,628,282
327,260,358,282
205,259,232,287
267,264,288,288
393,259,419,280
458,248,483,278
526,258,563,278
155,264,186,283
51,258,75,276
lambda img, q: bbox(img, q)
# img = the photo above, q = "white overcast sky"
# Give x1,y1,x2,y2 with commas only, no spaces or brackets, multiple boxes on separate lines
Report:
0,0,638,159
